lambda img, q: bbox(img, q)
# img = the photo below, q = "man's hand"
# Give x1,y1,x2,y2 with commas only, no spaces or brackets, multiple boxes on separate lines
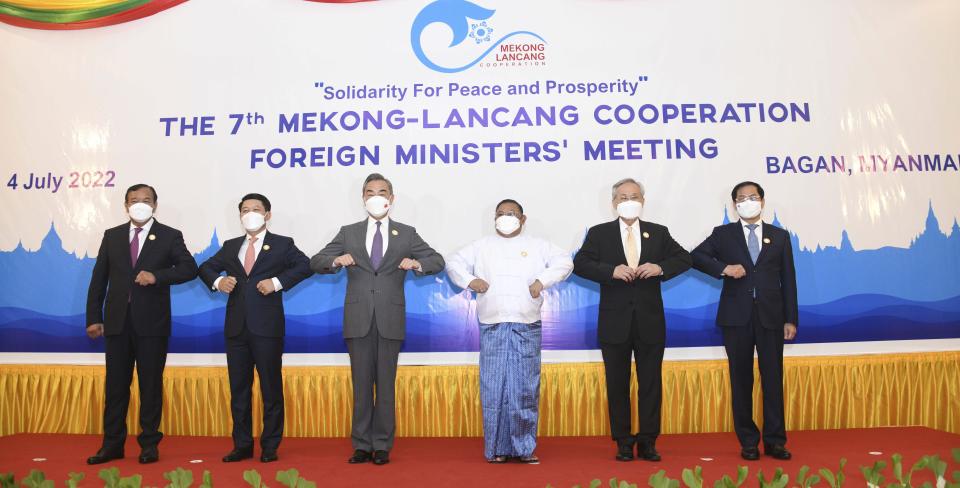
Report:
135,271,156,286
529,279,544,298
612,264,637,282
257,279,277,296
635,263,663,279
217,276,238,293
333,254,355,267
468,278,490,293
399,258,420,271
86,323,104,339
784,323,797,340
722,264,746,279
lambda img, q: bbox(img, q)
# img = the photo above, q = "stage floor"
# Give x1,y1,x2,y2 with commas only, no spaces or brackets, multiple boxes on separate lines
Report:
1,428,957,487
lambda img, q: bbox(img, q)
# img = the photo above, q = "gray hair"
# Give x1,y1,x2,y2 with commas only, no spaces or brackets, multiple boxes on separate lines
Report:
362,173,393,194
611,178,645,200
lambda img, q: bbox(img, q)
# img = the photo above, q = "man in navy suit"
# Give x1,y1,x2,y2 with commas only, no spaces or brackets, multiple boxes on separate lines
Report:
199,193,312,463
691,181,798,461
86,183,198,465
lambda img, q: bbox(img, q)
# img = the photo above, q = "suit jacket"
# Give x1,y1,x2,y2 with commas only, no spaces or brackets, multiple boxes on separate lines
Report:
310,219,444,340
691,222,799,329
573,219,692,345
198,232,312,338
86,220,199,337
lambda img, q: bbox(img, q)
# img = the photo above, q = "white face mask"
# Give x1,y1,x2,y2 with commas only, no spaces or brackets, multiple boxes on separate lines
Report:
495,215,521,235
736,200,762,220
241,212,266,232
616,200,643,220
364,195,391,218
128,202,153,223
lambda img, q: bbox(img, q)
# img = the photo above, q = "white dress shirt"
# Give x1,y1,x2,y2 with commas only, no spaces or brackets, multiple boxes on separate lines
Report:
446,234,574,325
365,216,390,256
740,219,764,250
619,218,642,260
212,228,283,292
129,218,154,256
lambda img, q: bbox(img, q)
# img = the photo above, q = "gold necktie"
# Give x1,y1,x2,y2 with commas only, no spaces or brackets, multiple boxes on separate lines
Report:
626,227,639,268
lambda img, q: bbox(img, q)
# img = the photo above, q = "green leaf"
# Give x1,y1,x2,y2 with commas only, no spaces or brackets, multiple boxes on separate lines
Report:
819,469,836,488
243,470,263,488
65,471,85,488
297,481,317,488
591,481,602,488
199,470,213,488
99,467,121,488
117,474,142,488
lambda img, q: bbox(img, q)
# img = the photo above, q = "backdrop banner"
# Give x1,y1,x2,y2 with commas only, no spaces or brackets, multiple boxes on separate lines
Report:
1,0,958,365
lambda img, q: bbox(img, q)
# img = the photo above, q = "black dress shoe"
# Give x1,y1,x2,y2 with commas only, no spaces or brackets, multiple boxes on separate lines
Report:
86,449,123,465
615,438,635,462
348,449,372,464
765,444,792,460
222,448,253,463
138,447,159,464
740,447,760,461
372,450,390,465
638,444,661,462
260,451,278,463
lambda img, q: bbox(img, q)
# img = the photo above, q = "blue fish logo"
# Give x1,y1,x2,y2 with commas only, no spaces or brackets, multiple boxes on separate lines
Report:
411,0,546,73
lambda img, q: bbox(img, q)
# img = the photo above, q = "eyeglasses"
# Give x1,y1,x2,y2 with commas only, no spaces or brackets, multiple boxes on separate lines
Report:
496,211,521,218
735,195,761,203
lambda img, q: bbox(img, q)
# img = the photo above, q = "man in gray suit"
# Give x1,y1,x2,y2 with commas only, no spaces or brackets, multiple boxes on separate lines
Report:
311,173,444,465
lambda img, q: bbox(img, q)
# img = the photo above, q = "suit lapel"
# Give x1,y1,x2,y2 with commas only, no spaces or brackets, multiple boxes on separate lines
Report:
755,223,774,264
133,221,159,271
352,221,374,272
731,222,755,268
379,220,402,269
610,219,628,265
248,232,274,276
637,220,651,263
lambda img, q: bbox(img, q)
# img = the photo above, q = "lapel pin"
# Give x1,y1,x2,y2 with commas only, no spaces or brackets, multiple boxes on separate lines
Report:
148,234,156,241
263,244,270,251
391,229,398,236
521,251,528,257
642,232,650,239
763,238,771,244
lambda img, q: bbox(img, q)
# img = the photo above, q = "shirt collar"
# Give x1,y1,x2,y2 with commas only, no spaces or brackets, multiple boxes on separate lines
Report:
740,219,762,230
618,218,640,233
130,218,154,234
246,228,268,242
368,216,390,228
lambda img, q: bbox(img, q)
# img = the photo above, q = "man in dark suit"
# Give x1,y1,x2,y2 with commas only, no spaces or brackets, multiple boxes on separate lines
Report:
691,181,797,461
199,193,312,463
311,173,444,466
573,178,691,462
85,183,198,465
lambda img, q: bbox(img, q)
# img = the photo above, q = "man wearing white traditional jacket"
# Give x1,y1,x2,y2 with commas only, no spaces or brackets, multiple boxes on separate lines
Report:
446,199,574,464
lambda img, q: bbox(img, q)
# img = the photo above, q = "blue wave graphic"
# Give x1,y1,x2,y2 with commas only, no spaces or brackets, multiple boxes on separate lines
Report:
410,0,545,73
1,204,959,352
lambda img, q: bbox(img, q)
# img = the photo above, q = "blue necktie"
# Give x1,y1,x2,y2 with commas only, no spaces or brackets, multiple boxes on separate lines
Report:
747,224,760,264
370,221,383,270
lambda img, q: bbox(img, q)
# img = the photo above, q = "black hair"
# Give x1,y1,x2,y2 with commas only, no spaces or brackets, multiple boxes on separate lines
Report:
496,199,524,214
363,173,393,194
125,184,157,202
239,193,271,212
731,181,764,201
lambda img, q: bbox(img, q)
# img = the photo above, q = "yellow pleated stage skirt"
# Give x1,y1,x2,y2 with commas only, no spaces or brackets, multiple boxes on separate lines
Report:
1,352,957,437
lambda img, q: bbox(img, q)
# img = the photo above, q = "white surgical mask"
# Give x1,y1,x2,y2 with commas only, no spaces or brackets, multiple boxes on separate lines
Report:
365,195,391,218
241,212,265,232
128,202,153,223
616,200,643,220
495,215,521,235
736,200,762,220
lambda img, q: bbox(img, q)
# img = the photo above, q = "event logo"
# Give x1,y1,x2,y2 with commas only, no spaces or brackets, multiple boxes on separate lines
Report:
410,0,547,73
